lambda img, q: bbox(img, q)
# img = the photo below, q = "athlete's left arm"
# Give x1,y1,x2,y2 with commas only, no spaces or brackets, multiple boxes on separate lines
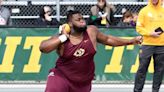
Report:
96,31,142,46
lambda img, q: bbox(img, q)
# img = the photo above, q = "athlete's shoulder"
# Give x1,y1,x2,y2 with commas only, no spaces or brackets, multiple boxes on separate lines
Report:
87,25,99,32
86,25,98,39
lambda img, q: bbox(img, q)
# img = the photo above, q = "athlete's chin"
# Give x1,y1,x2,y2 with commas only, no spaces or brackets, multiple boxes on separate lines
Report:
80,22,86,27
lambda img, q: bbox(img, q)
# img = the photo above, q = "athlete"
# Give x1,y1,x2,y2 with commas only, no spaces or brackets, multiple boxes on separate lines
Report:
40,10,142,92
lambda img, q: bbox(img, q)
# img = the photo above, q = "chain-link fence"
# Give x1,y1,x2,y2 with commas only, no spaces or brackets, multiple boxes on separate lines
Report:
2,1,147,26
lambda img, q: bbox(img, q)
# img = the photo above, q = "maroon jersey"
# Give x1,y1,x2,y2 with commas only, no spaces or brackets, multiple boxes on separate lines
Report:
54,31,96,84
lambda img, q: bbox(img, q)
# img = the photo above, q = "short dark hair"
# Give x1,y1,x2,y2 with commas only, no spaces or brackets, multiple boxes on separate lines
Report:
66,10,81,22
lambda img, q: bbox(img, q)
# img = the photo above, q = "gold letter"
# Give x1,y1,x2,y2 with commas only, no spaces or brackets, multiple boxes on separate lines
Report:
0,37,22,73
104,46,125,73
130,55,139,73
23,37,49,73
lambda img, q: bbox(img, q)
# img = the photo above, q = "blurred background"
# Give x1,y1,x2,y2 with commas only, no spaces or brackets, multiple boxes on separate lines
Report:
1,0,147,26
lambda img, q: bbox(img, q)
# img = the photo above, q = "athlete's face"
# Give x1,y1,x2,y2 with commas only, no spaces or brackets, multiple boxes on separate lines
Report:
152,0,159,6
70,13,87,32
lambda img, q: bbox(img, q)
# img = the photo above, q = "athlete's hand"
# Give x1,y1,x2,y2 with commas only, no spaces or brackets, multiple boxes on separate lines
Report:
131,36,142,45
59,24,70,37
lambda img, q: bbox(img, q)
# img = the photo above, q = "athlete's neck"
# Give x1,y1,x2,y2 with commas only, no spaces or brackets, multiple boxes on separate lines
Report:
69,31,83,39
70,29,84,37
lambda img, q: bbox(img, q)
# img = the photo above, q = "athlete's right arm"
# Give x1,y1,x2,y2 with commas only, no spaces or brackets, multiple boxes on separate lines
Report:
39,35,64,53
40,24,69,53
